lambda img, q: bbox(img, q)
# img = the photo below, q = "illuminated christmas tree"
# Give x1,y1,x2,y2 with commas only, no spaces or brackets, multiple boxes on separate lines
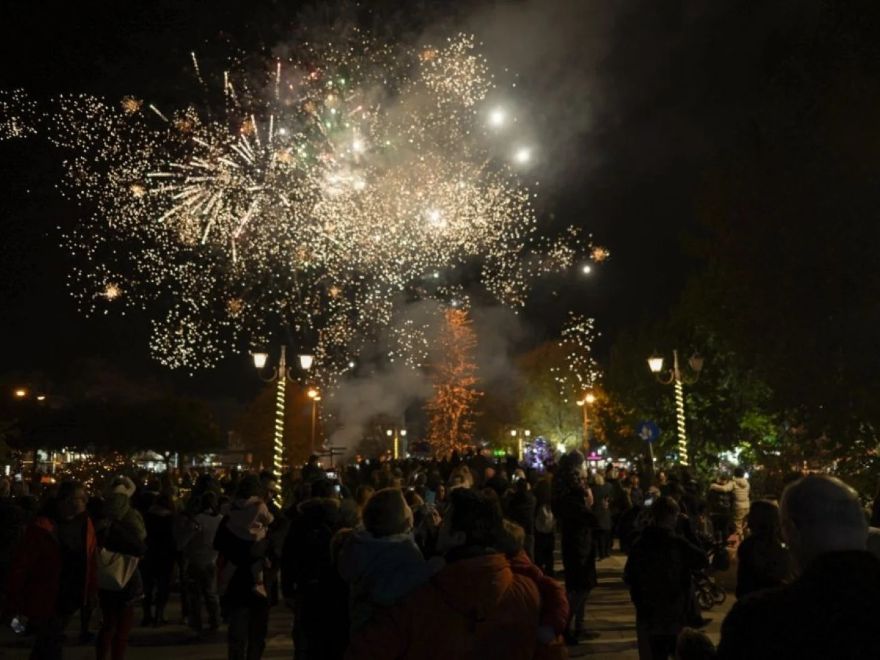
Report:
524,436,555,472
425,308,482,458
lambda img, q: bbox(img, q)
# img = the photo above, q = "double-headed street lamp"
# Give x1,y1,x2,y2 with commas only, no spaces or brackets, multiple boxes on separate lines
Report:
252,347,314,481
647,350,704,466
576,392,597,454
511,428,531,463
385,427,408,459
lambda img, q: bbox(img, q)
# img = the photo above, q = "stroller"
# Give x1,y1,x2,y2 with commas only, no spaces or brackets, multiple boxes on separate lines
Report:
694,540,728,610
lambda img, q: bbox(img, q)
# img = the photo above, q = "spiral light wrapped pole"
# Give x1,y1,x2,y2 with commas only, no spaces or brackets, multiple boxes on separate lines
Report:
673,369,689,465
273,346,288,481
647,349,703,467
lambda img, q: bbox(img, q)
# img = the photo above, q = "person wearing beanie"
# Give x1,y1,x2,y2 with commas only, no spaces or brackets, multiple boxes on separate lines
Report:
337,487,444,633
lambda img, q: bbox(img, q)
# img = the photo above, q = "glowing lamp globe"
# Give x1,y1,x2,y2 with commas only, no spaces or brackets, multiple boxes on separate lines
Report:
252,352,269,369
647,355,664,374
298,354,315,370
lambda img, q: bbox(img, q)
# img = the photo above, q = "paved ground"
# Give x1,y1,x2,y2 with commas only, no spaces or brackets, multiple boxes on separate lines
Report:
571,553,734,658
0,547,736,659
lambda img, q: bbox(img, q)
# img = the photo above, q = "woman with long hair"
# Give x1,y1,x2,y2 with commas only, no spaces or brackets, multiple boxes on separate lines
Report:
736,499,792,598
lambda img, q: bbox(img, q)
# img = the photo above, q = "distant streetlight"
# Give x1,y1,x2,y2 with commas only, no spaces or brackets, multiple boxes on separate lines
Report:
386,426,407,459
511,429,531,463
252,346,314,483
647,349,704,466
576,391,597,453
13,388,27,399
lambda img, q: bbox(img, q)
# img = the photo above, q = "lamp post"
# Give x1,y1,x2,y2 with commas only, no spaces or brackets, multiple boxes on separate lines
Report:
511,429,531,463
647,349,704,466
252,347,314,482
385,427,408,459
307,388,321,454
576,392,596,454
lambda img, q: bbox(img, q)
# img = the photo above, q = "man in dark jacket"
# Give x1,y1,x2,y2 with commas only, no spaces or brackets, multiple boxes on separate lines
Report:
505,478,536,559
281,479,350,660
717,474,880,660
624,496,707,660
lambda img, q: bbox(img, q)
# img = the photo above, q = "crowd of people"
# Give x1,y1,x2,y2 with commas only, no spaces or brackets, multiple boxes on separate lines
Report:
0,449,878,660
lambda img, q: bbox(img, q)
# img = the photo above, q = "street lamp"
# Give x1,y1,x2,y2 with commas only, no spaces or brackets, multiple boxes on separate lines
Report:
252,347,314,483
576,391,597,453
647,349,704,466
308,388,320,454
511,429,531,463
385,426,407,459
13,388,27,399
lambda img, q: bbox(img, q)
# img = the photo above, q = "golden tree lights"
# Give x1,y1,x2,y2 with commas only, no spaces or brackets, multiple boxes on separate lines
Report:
425,308,482,458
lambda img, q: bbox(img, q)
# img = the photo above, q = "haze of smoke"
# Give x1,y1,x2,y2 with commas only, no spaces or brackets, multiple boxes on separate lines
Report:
325,301,530,454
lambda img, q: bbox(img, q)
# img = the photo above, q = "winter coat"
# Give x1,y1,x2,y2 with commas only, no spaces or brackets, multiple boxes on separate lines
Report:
103,493,147,541
710,478,750,510
718,551,880,660
144,503,176,571
553,486,599,591
345,551,541,660
624,525,707,632
226,495,273,542
180,511,222,567
337,529,442,632
735,534,792,599
591,483,613,530
506,490,537,541
281,497,347,598
508,549,569,636
5,514,98,619
281,497,350,657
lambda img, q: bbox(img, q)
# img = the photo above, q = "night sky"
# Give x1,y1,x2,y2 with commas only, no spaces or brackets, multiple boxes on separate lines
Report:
0,0,812,402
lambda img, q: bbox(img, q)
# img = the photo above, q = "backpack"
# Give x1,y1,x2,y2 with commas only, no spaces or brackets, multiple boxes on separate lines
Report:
535,504,555,534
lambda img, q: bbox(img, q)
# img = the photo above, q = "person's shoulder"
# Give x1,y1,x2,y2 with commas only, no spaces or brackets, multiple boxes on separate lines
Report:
509,569,541,609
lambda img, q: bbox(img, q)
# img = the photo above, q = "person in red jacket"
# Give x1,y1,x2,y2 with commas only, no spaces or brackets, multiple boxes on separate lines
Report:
5,480,98,659
346,488,541,660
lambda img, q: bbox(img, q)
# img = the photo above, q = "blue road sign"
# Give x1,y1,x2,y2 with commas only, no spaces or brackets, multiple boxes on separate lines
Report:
637,421,660,444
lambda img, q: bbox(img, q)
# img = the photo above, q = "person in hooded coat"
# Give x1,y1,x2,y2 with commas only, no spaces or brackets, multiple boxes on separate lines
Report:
345,488,541,660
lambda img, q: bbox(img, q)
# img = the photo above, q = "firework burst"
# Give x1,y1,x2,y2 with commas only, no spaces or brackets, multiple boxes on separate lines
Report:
3,30,599,380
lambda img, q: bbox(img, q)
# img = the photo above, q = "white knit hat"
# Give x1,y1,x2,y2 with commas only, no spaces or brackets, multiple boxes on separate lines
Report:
110,475,136,498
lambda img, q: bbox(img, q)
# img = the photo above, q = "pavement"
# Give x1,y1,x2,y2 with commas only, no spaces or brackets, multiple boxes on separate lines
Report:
0,545,736,659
